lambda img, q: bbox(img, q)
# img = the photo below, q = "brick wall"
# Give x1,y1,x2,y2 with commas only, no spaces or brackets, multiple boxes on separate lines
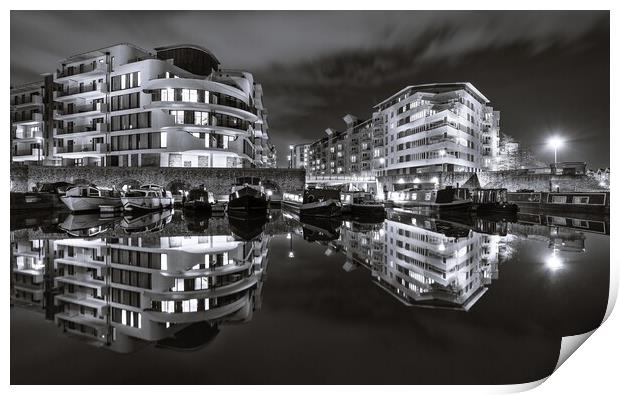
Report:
10,165,306,196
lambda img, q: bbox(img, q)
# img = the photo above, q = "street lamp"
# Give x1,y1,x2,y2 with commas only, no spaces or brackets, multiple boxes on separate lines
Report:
548,137,563,164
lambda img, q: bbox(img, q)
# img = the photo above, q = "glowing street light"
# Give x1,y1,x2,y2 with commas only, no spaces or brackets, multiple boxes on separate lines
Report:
548,137,564,163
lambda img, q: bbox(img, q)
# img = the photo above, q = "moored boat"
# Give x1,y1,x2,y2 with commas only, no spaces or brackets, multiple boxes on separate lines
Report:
340,190,385,218
183,188,215,215
281,187,342,218
387,183,471,210
60,185,122,212
121,184,173,211
227,177,268,214
471,188,519,213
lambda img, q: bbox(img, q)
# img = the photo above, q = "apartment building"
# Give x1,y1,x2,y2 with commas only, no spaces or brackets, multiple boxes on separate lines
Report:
10,43,276,168
49,233,270,352
307,115,377,190
306,83,501,193
10,77,56,165
291,143,310,169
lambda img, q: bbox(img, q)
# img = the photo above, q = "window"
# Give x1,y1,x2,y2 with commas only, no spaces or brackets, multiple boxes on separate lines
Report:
551,196,567,204
574,196,589,204
111,72,140,91
170,110,184,124
161,132,167,148
160,88,174,101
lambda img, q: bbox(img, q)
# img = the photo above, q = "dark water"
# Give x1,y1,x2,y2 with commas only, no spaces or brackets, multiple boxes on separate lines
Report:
10,208,609,384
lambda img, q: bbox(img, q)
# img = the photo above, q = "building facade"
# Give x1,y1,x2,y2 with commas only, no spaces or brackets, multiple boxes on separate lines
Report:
291,143,310,169
306,82,501,195
10,43,276,168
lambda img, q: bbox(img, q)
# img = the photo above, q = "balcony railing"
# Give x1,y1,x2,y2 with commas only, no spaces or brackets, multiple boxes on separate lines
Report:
12,95,43,107
57,63,107,79
12,112,43,124
56,83,107,98
56,102,107,118
57,143,108,154
13,148,43,157
56,123,108,136
14,129,43,140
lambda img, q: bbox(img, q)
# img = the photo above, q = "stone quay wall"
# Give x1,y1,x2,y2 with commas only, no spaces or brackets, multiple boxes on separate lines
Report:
379,170,608,192
10,165,306,197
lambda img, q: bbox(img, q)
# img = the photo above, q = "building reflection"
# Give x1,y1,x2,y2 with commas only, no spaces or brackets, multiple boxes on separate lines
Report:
11,226,271,353
331,212,510,311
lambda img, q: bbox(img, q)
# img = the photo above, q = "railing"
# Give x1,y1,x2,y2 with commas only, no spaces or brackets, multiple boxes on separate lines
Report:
57,63,106,79
56,102,107,117
14,148,43,157
56,123,107,136
57,143,107,154
14,130,43,140
12,112,43,123
12,96,42,107
57,83,107,98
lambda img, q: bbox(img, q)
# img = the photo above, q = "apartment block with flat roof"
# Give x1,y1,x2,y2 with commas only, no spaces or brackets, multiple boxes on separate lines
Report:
10,80,51,165
291,143,310,169
306,82,501,193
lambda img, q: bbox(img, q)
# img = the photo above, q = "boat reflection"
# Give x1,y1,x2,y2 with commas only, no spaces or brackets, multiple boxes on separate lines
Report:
59,213,121,237
120,209,174,233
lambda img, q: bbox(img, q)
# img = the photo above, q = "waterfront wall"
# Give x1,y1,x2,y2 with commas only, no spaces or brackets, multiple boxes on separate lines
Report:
378,171,608,192
10,165,306,196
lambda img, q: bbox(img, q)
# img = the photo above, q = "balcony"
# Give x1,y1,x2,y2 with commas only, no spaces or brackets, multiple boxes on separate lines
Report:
11,95,43,109
54,102,107,120
55,83,107,101
14,129,43,141
56,143,107,156
12,148,44,162
55,62,107,82
12,112,43,126
55,122,107,137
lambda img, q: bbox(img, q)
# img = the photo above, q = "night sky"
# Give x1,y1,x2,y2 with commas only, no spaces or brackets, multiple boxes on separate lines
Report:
11,11,610,168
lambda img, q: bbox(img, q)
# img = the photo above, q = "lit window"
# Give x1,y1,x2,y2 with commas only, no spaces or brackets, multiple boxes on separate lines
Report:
161,132,167,148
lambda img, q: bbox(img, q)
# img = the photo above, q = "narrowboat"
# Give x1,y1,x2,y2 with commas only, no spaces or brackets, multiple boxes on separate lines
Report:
281,187,342,217
387,183,472,210
227,177,268,214
471,188,518,213
121,184,173,211
183,188,215,215
506,191,610,214
340,190,385,218
60,185,122,212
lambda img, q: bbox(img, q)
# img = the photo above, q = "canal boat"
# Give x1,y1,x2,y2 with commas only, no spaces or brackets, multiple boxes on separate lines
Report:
340,190,385,218
281,187,342,217
471,188,519,214
121,184,173,212
60,185,122,212
387,183,471,210
183,188,215,215
227,177,268,214
506,191,609,214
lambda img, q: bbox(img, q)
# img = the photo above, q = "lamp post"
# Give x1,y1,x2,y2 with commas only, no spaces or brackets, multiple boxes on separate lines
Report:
548,137,563,164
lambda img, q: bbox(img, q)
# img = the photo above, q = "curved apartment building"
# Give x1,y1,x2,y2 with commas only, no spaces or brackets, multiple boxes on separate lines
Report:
11,43,276,168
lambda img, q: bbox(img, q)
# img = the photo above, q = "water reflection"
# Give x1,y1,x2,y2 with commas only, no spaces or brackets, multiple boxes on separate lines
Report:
10,207,608,356
11,220,270,353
